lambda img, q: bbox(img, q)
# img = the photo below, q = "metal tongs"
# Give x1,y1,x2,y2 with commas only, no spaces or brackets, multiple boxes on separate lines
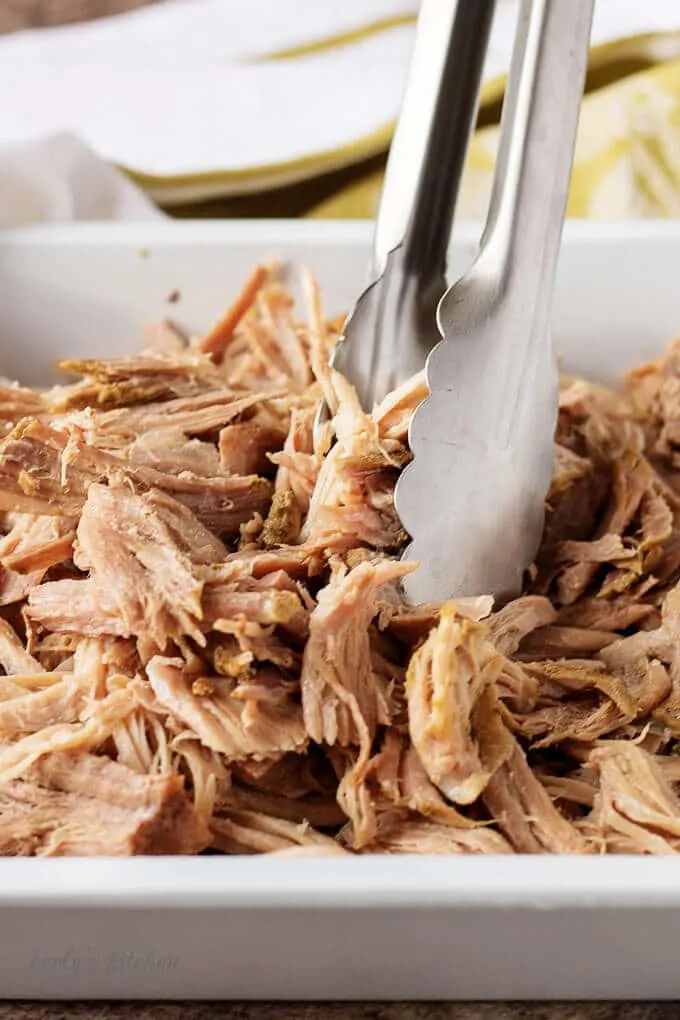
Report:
397,0,594,604
320,0,496,413
321,0,594,605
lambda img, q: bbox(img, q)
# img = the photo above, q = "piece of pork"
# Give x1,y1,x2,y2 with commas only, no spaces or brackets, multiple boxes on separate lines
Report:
211,617,299,674
136,469,273,538
537,450,660,605
219,421,286,477
74,483,224,650
537,768,597,810
495,658,540,714
555,534,636,566
337,728,477,850
541,443,607,550
210,808,341,855
624,338,680,462
406,604,513,805
302,375,408,553
0,419,95,517
169,734,231,818
0,419,273,537
111,697,176,777
26,579,127,639
558,377,641,455
27,633,78,673
270,406,321,516
302,269,337,415
301,559,414,750
198,265,271,361
56,348,217,387
487,596,557,656
226,782,344,829
128,427,223,477
0,384,46,424
518,625,617,659
599,579,680,670
0,618,44,675
231,750,336,801
26,572,307,647
372,371,428,442
366,814,514,855
204,577,306,633
483,737,590,853
514,696,627,747
556,592,657,632
255,279,314,392
584,743,680,853
72,636,140,701
214,546,313,583
146,657,307,762
0,565,43,607
0,513,75,577
522,659,638,712
0,750,209,855
510,656,651,746
229,667,299,710
385,597,495,647
73,388,279,450
0,686,136,787
48,365,211,415
0,677,84,737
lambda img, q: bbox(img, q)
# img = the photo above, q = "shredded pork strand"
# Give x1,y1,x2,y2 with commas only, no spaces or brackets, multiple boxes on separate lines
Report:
2,264,680,855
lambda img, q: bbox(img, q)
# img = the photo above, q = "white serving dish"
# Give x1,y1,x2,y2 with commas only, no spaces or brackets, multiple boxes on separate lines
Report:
1,219,680,1001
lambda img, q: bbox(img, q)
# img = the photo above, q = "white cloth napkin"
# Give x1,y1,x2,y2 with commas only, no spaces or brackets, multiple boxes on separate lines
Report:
0,0,418,181
1,0,680,220
0,134,163,226
1,0,678,184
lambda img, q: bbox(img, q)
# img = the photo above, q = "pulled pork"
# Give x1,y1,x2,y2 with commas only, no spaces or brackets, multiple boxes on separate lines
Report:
3,264,680,856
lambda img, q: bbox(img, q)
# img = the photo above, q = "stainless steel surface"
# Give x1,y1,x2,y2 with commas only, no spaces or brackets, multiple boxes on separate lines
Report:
319,0,495,424
397,0,594,605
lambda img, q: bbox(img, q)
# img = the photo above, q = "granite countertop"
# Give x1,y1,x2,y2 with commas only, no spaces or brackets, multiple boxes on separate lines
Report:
0,1005,677,1019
